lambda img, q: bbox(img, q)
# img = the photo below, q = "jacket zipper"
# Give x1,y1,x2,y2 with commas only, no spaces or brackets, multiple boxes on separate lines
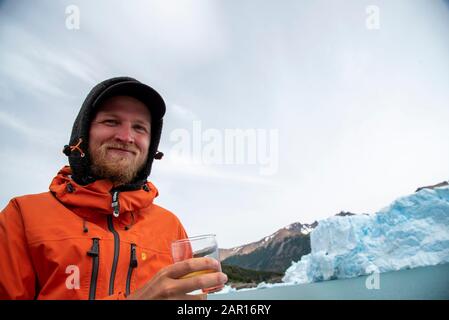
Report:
107,215,120,295
87,238,100,300
111,190,120,218
126,243,138,296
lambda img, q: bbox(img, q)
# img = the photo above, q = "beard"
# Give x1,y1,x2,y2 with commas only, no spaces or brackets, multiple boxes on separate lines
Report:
89,142,147,186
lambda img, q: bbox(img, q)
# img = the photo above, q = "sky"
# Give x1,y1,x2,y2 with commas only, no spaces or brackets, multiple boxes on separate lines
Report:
1,0,449,248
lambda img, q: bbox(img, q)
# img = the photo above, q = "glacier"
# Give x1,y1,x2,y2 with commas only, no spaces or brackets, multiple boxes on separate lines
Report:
282,186,449,284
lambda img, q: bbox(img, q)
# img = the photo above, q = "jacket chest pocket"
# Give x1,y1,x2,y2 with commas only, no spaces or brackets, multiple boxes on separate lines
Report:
30,237,104,299
130,245,173,291
85,239,139,299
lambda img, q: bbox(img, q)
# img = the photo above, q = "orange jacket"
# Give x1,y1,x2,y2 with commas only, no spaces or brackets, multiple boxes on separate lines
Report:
0,166,187,300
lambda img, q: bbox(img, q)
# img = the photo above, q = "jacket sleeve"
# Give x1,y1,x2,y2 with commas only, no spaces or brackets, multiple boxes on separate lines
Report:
178,223,188,240
0,200,37,300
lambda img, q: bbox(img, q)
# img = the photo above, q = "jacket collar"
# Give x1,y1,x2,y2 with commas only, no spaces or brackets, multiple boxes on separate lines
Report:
49,166,158,216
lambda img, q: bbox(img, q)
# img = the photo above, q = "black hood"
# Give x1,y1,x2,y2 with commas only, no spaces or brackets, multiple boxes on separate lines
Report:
63,76,165,189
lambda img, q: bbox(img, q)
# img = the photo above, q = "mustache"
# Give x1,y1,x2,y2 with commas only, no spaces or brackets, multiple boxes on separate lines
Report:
101,142,139,153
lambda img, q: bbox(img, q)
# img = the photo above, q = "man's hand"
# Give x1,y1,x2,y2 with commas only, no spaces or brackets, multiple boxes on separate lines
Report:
126,257,228,300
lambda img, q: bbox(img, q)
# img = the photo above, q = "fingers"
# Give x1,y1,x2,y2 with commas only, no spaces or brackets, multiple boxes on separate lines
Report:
167,257,221,279
175,272,227,295
162,258,227,295
132,258,227,300
171,293,207,301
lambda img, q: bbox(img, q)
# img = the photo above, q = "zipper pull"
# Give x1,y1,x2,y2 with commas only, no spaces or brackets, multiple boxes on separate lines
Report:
111,191,120,218
87,238,100,257
130,244,138,268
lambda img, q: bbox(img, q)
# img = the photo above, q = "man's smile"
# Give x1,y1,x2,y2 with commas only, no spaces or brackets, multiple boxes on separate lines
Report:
107,147,136,156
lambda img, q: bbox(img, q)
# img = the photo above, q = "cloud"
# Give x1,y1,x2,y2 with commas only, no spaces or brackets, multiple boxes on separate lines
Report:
170,104,199,121
0,110,49,143
0,21,100,100
0,52,67,98
1,0,449,248
157,153,277,186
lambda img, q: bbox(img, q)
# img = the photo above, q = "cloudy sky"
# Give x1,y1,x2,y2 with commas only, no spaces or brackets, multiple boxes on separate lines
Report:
1,0,449,248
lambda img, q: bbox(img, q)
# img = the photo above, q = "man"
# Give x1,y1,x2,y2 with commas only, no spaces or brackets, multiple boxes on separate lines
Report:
0,77,227,300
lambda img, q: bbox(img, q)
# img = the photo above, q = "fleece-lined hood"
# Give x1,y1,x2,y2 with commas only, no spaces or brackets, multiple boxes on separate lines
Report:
63,77,166,189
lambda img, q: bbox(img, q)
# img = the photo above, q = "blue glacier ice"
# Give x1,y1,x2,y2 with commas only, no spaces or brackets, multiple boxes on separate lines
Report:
283,186,449,284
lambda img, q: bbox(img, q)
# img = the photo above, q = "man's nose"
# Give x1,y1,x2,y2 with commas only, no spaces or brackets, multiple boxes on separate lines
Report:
113,124,134,144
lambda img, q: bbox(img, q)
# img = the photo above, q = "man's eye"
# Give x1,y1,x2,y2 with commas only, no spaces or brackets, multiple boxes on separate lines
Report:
134,125,148,133
103,119,118,126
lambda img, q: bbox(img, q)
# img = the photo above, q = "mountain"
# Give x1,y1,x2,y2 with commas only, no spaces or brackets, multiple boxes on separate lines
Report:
220,221,317,262
335,211,356,217
219,212,358,273
219,184,449,287
222,234,312,273
221,264,283,289
219,221,317,273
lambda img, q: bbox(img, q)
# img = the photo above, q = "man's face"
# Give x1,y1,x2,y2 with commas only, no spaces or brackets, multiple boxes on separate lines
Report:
89,95,152,186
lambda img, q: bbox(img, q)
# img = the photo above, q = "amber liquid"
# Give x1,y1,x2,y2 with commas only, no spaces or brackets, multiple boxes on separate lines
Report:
180,269,224,293
180,269,215,279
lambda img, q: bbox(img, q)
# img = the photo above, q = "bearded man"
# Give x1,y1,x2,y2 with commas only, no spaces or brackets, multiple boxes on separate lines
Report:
0,77,227,300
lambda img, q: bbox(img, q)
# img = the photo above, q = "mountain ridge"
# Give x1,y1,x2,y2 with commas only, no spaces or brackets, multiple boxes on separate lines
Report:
219,211,357,273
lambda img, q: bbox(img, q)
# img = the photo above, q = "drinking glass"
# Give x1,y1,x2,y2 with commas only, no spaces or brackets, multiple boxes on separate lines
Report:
171,234,223,293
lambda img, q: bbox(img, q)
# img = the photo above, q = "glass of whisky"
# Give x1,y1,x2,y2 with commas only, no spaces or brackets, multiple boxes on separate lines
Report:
171,234,223,293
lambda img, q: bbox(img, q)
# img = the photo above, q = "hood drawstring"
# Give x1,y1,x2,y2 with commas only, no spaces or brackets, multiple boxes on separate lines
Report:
124,212,135,231
63,138,85,158
83,219,89,233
